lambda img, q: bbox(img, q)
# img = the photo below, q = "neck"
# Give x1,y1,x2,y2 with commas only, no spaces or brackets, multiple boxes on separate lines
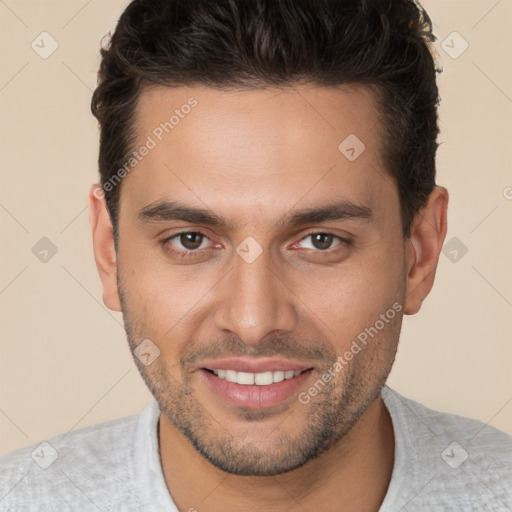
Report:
159,396,395,512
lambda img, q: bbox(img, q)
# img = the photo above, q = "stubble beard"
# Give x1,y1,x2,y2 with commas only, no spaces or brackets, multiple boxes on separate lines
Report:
117,270,404,476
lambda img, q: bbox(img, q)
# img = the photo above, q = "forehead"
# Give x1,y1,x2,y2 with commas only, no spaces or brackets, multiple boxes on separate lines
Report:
121,84,395,226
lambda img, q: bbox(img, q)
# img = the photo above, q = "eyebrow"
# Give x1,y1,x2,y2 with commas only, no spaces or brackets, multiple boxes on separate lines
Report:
138,198,373,229
139,201,230,228
282,200,373,227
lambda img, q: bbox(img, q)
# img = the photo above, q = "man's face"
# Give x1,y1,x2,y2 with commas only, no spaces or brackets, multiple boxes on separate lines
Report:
114,85,406,475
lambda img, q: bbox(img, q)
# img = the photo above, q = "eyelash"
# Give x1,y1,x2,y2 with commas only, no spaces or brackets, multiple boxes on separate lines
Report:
161,231,352,259
294,233,352,252
161,231,211,259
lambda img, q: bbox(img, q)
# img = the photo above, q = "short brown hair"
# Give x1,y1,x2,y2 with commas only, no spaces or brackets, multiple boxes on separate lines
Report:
91,0,440,240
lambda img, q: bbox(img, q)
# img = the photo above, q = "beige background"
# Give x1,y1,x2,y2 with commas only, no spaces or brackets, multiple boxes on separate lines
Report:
0,0,511,455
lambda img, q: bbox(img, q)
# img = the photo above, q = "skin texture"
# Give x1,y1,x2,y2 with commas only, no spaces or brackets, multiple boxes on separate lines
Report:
89,84,448,511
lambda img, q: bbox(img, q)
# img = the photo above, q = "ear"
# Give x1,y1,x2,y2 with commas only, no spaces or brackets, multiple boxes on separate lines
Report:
403,186,449,315
89,185,122,312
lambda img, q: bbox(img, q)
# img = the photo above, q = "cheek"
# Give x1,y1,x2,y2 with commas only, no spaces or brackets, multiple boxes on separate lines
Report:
119,242,204,322
119,259,222,363
289,243,404,344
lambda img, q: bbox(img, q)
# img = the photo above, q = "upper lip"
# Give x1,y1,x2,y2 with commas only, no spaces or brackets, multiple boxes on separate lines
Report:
198,358,313,373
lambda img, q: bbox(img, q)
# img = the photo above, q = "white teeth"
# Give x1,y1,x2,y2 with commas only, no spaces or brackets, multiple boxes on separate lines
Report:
237,371,255,385
254,371,273,385
271,370,285,383
225,369,237,382
210,369,304,385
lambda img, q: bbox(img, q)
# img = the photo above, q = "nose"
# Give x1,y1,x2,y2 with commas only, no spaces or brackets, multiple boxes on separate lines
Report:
213,247,298,345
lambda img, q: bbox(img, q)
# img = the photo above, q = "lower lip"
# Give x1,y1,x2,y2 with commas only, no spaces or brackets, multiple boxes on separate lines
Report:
200,369,313,409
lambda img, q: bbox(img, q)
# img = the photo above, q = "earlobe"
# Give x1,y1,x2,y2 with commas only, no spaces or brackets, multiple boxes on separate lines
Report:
89,185,122,312
403,186,449,315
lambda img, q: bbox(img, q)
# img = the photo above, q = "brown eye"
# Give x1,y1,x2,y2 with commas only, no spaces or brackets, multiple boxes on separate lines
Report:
179,232,205,250
162,231,218,261
311,233,334,250
295,232,350,253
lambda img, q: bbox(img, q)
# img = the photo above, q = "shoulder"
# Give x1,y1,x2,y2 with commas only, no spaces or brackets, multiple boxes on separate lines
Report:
381,386,512,510
382,386,512,454
0,403,158,511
